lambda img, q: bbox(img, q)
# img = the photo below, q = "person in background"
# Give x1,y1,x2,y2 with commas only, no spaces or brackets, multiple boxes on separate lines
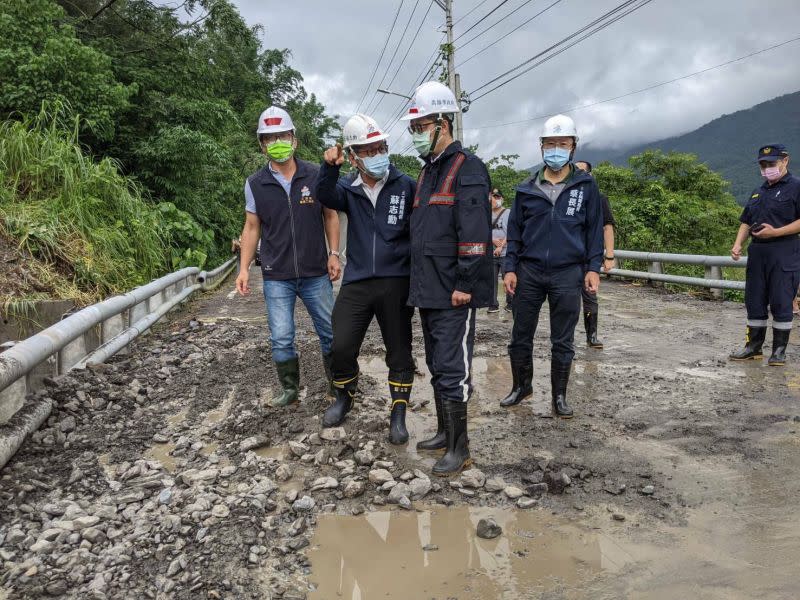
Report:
489,188,511,313
574,160,616,349
730,144,799,366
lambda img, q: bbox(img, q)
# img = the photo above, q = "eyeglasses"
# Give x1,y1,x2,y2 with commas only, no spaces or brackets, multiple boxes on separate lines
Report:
491,193,502,199
541,140,574,150
261,132,294,144
353,144,388,158
407,120,437,135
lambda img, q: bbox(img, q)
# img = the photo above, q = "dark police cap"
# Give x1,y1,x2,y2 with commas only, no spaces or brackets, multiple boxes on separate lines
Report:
756,144,788,162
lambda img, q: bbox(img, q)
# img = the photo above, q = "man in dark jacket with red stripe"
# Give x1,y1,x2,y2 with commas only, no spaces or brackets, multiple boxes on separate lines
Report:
501,115,603,418
400,81,492,476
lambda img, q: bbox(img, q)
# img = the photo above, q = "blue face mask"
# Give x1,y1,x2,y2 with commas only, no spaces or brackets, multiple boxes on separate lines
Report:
543,147,571,170
360,152,390,179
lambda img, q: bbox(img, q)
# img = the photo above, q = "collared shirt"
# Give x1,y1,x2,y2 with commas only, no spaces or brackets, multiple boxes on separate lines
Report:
351,171,389,208
245,161,292,213
535,164,575,205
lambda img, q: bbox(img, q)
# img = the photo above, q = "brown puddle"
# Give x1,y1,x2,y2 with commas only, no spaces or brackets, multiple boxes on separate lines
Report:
144,442,178,472
307,506,633,599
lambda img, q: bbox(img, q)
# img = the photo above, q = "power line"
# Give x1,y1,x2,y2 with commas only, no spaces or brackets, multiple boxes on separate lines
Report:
364,0,423,114
454,0,513,42
457,0,563,67
453,0,491,26
367,0,431,115
466,35,800,130
470,0,653,101
457,0,538,51
355,0,405,113
383,43,444,130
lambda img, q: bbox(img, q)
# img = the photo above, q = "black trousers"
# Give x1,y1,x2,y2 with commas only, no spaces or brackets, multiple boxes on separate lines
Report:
508,261,583,364
581,286,598,314
420,307,477,403
331,277,414,383
745,239,800,328
491,257,513,309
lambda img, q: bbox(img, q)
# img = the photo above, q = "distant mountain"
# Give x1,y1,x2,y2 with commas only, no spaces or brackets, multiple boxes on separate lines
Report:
573,91,800,205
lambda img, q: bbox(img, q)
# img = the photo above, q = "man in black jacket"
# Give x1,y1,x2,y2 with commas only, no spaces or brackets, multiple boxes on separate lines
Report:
315,114,416,444
400,81,493,476
500,115,603,418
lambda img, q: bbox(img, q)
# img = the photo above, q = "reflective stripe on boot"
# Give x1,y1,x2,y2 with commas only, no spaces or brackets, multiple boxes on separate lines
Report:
323,376,357,427
388,380,411,445
729,326,766,361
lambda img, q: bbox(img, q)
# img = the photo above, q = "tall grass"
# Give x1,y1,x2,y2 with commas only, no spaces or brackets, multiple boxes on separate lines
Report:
0,104,169,299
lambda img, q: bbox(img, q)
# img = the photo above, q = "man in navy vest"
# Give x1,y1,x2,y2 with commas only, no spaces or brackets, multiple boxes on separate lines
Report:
236,106,341,406
401,81,493,476
500,115,604,418
315,114,416,444
730,144,800,366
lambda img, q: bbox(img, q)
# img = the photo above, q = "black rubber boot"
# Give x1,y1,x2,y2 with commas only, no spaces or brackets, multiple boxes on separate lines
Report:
432,400,471,477
388,380,412,445
322,377,357,427
499,356,533,407
416,393,446,451
551,361,574,419
585,311,604,349
271,358,300,407
768,328,790,366
729,326,767,361
322,352,335,398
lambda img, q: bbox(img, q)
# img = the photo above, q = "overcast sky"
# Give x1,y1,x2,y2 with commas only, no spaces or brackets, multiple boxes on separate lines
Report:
223,0,799,166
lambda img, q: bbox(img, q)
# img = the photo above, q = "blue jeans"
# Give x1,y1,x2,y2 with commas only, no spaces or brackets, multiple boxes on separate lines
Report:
263,275,334,363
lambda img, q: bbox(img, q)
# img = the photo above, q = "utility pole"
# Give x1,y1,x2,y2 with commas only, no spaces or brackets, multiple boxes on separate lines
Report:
439,0,463,141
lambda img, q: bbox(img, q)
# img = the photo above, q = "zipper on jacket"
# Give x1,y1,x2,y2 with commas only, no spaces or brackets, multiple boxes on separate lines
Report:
286,187,300,278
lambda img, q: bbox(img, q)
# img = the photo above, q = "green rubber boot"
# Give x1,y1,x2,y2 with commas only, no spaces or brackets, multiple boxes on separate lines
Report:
271,357,300,407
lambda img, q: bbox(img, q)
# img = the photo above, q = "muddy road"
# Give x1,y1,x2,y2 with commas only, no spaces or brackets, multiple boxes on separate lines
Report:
1,266,798,599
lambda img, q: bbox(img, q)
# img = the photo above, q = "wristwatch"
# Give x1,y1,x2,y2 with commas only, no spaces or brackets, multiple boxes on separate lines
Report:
329,250,340,257
604,254,615,260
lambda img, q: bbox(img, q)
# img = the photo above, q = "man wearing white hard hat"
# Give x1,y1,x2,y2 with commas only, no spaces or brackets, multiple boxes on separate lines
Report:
401,81,493,476
236,106,341,407
314,114,417,444
501,115,604,418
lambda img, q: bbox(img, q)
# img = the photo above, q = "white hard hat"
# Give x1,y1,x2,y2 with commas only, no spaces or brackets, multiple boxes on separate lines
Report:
342,113,389,149
540,114,578,143
257,106,294,136
400,81,460,121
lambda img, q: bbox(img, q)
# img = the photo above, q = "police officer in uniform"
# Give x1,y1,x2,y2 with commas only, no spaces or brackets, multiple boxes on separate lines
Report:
236,106,341,406
574,160,616,349
500,115,603,417
730,144,800,366
401,81,492,476
315,114,416,444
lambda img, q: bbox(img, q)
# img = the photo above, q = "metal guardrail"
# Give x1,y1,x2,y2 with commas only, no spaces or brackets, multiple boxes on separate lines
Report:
0,256,237,469
607,250,746,294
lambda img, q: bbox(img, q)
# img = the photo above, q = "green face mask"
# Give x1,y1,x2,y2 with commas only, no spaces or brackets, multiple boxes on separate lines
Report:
265,140,294,163
412,131,433,157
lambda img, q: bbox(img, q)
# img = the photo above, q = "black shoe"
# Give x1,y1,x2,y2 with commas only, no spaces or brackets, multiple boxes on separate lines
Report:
500,356,533,407
417,394,446,450
431,400,471,477
768,328,790,366
584,311,604,349
729,326,766,361
388,379,412,445
551,361,574,419
488,307,500,314
323,377,356,427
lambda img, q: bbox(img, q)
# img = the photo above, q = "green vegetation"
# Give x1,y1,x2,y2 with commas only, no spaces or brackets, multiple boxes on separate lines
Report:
0,0,338,301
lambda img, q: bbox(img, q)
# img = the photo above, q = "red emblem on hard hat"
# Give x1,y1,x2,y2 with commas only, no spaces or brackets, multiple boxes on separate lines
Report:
264,117,283,126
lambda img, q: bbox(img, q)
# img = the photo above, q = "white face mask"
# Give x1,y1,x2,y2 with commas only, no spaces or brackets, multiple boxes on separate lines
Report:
760,164,782,182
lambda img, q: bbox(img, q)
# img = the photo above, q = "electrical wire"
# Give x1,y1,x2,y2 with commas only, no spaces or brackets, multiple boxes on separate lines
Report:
466,35,800,130
457,0,563,67
355,0,405,113
457,0,538,51
454,0,513,41
453,0,491,26
469,0,654,101
367,0,431,114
